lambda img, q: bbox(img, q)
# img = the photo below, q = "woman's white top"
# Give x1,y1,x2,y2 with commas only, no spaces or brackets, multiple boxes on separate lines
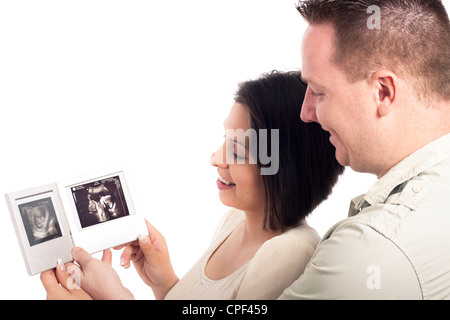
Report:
165,209,320,300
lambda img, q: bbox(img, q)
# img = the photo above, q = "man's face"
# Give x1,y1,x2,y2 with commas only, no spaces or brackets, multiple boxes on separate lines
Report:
300,23,379,173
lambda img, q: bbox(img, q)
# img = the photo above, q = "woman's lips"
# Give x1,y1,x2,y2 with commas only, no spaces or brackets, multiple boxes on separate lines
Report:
216,176,236,190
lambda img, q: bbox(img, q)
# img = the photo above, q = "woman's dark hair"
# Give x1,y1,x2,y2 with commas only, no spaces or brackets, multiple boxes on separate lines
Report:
235,70,344,231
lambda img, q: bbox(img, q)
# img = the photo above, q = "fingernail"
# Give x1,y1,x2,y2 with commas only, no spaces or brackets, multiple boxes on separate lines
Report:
139,235,148,244
57,258,65,271
72,247,81,258
120,258,125,266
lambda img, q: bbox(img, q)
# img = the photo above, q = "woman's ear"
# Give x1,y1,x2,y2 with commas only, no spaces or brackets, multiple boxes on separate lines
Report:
372,70,396,117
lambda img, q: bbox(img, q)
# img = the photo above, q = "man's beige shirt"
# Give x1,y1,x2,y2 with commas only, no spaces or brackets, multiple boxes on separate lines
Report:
280,133,450,300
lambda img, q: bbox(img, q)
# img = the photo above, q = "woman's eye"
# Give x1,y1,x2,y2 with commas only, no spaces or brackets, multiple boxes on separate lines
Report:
233,152,246,160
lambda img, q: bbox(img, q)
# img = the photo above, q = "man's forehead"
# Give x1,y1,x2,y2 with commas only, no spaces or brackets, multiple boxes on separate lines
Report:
301,23,337,87
300,62,325,90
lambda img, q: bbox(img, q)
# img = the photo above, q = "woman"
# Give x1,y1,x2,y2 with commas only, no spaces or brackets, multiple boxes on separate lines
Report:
163,70,343,299
41,71,344,300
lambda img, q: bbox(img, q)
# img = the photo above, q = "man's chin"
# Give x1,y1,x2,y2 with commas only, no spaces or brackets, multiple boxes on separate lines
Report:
335,149,350,168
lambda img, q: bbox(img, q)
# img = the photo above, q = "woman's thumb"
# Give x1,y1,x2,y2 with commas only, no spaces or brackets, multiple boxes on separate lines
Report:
138,220,167,261
138,234,149,246
138,234,155,259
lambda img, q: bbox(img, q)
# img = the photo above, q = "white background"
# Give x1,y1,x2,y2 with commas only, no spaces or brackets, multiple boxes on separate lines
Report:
1,1,447,300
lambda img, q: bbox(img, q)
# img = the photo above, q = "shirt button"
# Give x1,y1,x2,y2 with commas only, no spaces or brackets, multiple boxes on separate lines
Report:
412,184,423,193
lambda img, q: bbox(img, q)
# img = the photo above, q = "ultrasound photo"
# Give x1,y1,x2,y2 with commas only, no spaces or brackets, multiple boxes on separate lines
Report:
70,175,130,228
19,197,63,247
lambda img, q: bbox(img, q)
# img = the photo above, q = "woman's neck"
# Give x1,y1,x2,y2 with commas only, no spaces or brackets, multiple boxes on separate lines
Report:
240,209,282,245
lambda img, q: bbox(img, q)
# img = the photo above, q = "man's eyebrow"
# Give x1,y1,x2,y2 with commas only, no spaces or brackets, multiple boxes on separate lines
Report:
300,74,309,84
301,75,327,90
301,74,317,86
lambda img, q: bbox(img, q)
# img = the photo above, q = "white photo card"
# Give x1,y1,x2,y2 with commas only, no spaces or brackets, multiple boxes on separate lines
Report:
5,167,148,275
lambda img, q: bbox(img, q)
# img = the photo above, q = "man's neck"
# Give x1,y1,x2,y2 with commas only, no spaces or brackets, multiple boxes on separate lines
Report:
377,101,450,178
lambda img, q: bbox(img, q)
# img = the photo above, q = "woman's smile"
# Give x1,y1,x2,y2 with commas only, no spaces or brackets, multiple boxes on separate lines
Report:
217,175,236,190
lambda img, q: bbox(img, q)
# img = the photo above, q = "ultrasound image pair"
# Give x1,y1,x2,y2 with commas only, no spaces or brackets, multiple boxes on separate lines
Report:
19,176,129,247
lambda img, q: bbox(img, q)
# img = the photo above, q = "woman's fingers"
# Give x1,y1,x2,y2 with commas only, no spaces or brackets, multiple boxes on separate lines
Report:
101,249,112,265
115,220,164,269
113,239,138,251
120,244,140,268
40,269,61,299
55,260,82,291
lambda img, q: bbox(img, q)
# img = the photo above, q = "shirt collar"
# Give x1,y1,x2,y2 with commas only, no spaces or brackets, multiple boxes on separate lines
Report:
349,133,450,216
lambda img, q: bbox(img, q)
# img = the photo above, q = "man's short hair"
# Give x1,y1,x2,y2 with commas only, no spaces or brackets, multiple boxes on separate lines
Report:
297,0,450,102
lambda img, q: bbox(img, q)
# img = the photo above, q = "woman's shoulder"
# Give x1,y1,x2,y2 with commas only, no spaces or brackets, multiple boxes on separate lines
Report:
258,224,321,254
271,225,321,250
236,225,321,299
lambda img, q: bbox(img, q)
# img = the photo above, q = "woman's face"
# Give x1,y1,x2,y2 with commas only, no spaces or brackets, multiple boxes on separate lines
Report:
210,102,266,214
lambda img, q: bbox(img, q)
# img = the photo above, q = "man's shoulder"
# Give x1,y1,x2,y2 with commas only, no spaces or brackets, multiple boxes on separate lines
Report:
333,159,450,243
280,151,450,300
317,165,450,299
280,219,422,299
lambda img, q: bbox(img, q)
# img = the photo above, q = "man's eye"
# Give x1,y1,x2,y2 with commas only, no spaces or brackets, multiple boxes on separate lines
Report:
311,90,324,97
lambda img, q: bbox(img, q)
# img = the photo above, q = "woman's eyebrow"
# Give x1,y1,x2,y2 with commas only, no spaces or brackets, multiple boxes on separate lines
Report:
226,136,249,150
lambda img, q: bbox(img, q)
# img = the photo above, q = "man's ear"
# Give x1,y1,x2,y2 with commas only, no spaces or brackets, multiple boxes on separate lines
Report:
372,70,396,117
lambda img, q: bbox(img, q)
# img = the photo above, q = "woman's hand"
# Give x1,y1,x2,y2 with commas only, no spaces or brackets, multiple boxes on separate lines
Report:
69,248,134,300
41,248,134,300
116,220,179,300
40,259,92,300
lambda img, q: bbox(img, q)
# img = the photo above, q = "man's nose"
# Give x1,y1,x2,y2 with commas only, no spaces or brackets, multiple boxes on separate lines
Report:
300,87,319,123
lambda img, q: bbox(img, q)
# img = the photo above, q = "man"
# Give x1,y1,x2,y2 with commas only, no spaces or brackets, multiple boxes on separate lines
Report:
279,0,450,299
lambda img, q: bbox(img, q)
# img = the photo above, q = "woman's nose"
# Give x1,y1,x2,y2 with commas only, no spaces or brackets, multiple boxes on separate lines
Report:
210,152,216,165
210,146,228,168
